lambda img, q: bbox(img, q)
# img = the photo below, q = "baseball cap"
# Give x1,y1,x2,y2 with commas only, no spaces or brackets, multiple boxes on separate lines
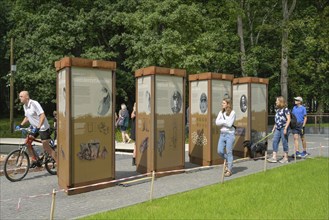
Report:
294,96,303,102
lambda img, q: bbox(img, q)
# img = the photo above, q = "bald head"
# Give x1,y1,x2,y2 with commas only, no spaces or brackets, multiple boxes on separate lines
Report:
19,91,30,104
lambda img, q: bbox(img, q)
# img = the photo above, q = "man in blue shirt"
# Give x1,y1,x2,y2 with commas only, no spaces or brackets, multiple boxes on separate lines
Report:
291,96,308,157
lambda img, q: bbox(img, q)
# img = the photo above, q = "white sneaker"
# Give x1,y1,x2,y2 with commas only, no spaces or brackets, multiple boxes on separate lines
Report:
267,157,277,163
279,158,289,164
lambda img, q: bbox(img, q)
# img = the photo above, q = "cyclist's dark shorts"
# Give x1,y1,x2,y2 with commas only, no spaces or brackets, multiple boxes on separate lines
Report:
31,129,51,140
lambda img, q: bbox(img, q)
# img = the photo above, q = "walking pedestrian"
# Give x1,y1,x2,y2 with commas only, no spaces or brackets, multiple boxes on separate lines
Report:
268,96,291,163
291,96,308,157
116,103,131,143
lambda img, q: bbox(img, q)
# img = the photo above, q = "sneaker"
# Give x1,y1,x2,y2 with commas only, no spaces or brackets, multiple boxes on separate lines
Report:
30,160,42,168
267,157,277,163
300,152,309,158
279,158,289,164
291,151,301,158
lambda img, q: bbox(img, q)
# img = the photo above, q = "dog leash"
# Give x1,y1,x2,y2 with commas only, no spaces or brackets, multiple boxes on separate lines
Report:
252,132,274,146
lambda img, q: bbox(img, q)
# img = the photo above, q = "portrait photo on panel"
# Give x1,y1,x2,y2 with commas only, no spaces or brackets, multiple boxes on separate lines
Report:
240,94,247,113
171,90,182,113
199,93,208,114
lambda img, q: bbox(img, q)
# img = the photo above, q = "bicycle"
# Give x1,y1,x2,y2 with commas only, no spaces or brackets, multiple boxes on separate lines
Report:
3,128,57,182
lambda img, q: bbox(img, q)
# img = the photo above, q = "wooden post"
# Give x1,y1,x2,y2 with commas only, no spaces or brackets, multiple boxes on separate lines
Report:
264,151,268,172
319,143,322,157
221,160,226,183
9,38,14,133
149,171,155,202
50,189,56,220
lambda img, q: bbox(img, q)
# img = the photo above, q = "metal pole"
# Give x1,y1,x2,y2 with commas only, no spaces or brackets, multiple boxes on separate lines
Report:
10,38,14,133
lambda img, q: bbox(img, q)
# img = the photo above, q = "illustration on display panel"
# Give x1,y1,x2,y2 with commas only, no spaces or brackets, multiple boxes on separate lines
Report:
191,81,208,115
77,140,108,160
137,76,151,156
240,95,247,113
72,67,112,118
138,76,151,115
191,129,207,148
157,130,165,156
145,91,151,114
233,84,248,136
199,93,208,114
58,69,66,117
140,137,149,153
155,75,183,161
71,67,113,164
156,75,183,115
97,87,111,116
171,90,182,114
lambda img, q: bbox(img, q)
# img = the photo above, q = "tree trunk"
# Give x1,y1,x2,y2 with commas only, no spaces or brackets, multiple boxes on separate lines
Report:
238,0,246,76
281,0,296,100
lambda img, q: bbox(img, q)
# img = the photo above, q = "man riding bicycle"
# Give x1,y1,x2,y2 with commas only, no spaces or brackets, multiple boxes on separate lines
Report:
16,91,56,168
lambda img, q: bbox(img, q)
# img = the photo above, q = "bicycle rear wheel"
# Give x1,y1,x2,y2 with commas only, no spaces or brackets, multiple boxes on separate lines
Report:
4,149,30,182
45,145,57,175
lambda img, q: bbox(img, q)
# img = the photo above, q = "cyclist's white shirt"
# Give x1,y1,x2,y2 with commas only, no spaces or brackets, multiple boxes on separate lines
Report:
23,99,50,131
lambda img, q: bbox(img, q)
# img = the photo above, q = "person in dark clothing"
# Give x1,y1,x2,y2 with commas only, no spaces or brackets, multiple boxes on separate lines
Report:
117,103,131,143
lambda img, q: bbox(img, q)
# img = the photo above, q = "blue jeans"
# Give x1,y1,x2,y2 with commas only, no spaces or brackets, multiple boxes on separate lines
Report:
272,128,289,153
217,133,235,171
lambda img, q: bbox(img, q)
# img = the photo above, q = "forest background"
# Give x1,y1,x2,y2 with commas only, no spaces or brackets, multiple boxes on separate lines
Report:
0,0,328,116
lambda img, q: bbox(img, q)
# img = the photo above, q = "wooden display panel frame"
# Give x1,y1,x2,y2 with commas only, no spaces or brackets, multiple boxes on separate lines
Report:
135,66,186,176
188,73,233,166
55,57,116,195
232,77,268,158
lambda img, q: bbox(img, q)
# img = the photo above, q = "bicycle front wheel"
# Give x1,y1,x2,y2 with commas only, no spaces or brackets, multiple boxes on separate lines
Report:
4,149,30,182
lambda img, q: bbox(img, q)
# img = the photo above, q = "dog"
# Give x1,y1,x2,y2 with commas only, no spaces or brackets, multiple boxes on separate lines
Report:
243,140,268,160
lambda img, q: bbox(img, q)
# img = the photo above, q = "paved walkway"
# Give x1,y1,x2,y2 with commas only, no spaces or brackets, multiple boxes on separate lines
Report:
0,135,328,219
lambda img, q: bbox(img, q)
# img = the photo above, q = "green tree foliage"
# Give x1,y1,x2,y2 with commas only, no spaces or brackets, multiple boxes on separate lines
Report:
289,0,329,112
1,0,328,116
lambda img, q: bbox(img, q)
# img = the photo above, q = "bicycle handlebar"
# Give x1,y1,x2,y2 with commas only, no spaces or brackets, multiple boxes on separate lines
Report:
16,127,32,133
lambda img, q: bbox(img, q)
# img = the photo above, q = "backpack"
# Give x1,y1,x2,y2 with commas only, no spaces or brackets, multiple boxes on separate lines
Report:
290,112,297,129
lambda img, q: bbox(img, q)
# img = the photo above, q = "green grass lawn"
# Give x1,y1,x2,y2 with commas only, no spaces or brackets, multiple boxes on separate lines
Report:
83,158,329,219
0,117,25,138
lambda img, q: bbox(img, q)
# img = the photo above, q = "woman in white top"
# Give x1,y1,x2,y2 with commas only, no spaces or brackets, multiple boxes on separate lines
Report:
215,98,236,177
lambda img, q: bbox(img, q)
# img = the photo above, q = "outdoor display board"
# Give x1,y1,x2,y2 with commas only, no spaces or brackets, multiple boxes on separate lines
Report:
55,57,116,194
232,77,268,157
135,66,186,174
189,73,233,166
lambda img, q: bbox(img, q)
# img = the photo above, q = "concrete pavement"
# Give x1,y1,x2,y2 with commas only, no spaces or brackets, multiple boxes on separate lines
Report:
0,134,328,219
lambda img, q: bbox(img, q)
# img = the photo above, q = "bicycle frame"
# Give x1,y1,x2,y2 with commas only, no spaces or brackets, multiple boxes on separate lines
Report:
21,128,56,161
